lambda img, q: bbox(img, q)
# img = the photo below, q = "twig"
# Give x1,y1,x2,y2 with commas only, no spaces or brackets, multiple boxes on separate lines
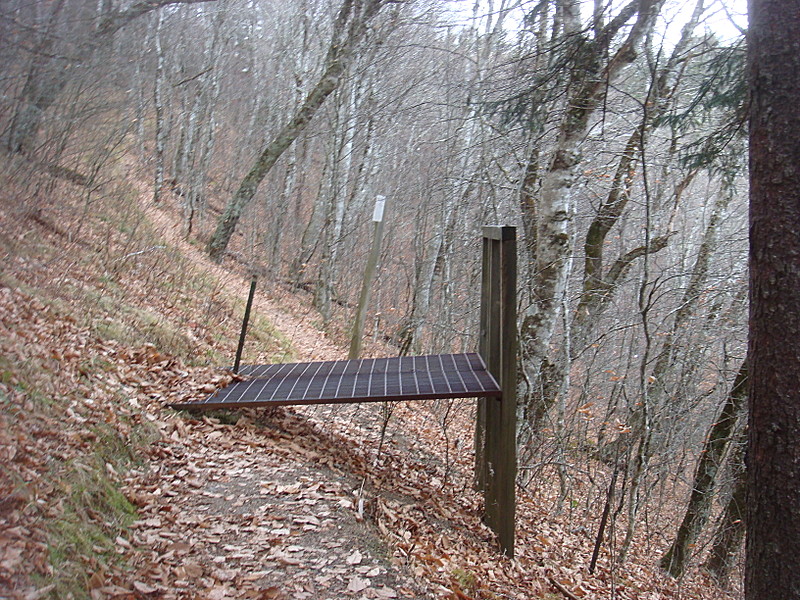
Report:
173,66,214,87
115,245,166,261
548,576,580,600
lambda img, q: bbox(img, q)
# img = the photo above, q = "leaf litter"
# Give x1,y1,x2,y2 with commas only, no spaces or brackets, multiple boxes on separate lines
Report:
0,177,743,600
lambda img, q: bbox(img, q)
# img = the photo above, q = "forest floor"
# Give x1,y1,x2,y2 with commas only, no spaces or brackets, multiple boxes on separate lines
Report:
0,157,743,599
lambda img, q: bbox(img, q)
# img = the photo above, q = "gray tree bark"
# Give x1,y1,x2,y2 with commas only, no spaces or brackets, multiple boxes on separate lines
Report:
152,11,167,203
660,360,747,577
518,0,664,439
4,0,215,156
525,0,706,433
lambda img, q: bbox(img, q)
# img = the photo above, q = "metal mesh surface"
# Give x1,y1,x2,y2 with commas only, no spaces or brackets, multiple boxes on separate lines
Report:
169,353,500,410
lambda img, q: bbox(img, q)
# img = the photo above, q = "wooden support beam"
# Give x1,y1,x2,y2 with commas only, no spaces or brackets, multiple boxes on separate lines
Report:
476,225,517,557
349,195,387,359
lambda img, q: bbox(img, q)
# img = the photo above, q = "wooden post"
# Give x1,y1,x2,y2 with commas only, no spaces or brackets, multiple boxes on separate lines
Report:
476,225,517,557
233,274,258,374
349,195,387,360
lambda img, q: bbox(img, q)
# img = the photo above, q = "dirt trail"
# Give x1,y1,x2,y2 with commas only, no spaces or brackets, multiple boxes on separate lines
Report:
123,409,429,600
139,198,343,364
120,191,431,599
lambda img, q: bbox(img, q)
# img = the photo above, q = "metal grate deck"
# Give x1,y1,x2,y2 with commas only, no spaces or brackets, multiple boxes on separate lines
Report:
169,353,501,411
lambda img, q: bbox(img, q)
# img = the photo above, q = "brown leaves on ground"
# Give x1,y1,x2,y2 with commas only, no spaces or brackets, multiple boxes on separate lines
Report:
0,285,426,599
0,279,742,600
1,183,741,600
121,412,423,600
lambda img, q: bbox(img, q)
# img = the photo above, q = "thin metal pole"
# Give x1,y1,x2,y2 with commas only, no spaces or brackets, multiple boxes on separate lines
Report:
589,467,618,573
233,275,257,374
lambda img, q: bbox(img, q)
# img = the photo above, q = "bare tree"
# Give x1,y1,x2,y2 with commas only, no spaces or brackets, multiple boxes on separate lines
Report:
206,0,392,262
660,360,747,577
1,0,215,156
517,0,665,441
703,424,747,586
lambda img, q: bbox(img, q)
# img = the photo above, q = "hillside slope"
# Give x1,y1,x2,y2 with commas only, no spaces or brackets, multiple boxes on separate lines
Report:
0,160,740,599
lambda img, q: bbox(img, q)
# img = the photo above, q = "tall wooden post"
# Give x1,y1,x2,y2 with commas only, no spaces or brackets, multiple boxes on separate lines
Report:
349,195,387,359
476,225,517,557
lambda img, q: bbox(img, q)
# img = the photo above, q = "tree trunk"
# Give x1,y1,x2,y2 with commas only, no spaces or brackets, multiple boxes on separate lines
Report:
406,195,457,355
152,11,167,203
660,360,747,577
597,186,731,462
291,158,331,285
703,426,747,588
529,0,705,436
313,77,362,321
4,0,67,154
747,0,800,596
518,0,663,439
4,0,215,155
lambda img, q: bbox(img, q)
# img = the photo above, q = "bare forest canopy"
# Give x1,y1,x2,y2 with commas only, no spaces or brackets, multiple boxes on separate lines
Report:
0,0,750,594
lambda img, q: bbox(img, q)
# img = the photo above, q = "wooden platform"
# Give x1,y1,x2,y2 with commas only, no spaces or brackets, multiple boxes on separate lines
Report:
168,226,516,557
169,353,501,411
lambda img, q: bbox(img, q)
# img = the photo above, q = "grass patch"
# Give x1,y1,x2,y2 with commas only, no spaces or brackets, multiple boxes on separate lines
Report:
248,313,295,363
89,300,198,357
451,567,479,595
45,462,137,597
0,339,155,598
43,421,154,599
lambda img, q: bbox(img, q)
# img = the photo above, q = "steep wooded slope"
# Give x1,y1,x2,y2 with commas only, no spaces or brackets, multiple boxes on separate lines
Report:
0,161,740,599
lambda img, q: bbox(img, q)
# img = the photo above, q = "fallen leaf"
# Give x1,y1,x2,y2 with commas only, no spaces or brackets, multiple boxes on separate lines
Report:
87,570,105,590
133,581,158,594
346,549,363,565
347,576,370,593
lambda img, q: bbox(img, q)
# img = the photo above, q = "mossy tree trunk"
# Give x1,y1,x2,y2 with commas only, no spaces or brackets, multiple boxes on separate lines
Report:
523,0,705,435
518,0,664,440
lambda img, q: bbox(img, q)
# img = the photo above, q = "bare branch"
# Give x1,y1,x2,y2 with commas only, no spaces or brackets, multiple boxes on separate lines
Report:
606,233,674,288
97,0,217,36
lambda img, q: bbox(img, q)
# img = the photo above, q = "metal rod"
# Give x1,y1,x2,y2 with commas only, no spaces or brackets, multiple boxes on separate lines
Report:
233,275,257,374
589,467,618,573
